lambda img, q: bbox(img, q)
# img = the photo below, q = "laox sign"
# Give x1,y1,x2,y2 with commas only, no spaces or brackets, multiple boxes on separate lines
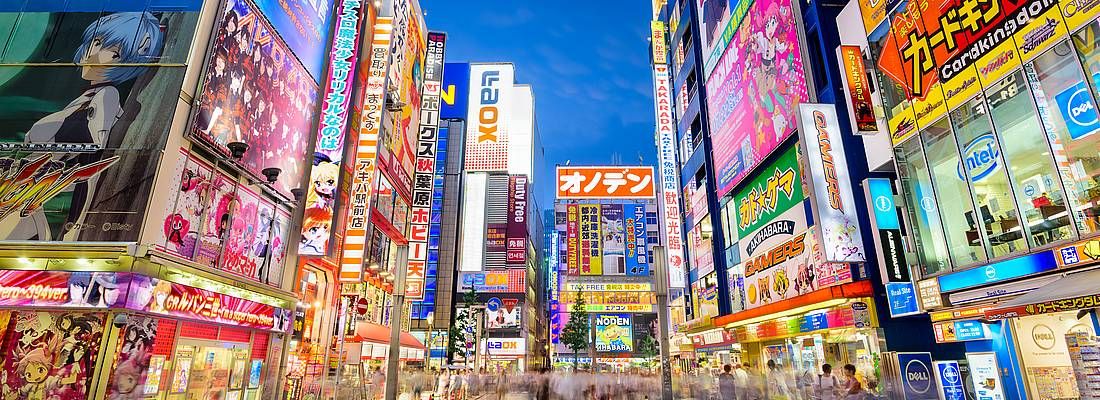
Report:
477,70,501,143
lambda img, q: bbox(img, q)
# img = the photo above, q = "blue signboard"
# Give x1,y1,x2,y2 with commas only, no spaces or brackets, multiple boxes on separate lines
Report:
868,178,900,229
253,0,334,81
953,320,990,341
897,352,938,400
935,361,966,400
886,282,921,317
441,63,470,119
937,250,1057,292
801,312,829,332
1055,79,1100,139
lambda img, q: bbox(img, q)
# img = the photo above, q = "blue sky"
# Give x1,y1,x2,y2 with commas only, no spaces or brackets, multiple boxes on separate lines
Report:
421,0,659,207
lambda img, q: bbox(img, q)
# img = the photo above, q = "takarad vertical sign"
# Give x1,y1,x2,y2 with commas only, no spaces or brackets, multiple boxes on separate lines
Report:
653,62,685,288
406,31,447,299
340,17,392,282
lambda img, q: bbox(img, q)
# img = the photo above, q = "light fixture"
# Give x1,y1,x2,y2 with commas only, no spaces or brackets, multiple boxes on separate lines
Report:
77,258,91,266
369,263,381,271
313,301,322,309
724,298,851,329
17,257,32,265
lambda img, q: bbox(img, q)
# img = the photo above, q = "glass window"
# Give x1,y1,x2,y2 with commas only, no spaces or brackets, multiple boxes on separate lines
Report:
951,95,1028,257
1065,26,1100,234
895,137,952,275
988,67,1076,246
922,117,988,266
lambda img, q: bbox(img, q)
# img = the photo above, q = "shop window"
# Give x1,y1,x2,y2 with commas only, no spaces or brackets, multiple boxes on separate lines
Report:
951,95,1028,258
895,137,952,275
375,175,395,222
988,64,1076,246
1063,27,1100,235
922,117,989,266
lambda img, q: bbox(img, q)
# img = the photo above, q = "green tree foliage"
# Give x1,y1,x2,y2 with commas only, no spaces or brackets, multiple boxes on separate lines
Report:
560,291,591,371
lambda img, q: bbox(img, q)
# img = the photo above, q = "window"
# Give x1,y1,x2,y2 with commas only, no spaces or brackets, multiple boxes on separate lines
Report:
989,64,1075,246
1063,28,1100,235
922,117,988,266
896,137,952,275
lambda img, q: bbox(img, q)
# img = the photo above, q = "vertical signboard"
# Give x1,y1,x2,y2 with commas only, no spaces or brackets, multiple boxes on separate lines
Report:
964,353,1006,400
653,62,686,288
507,175,529,266
405,32,447,298
797,103,866,263
934,361,966,400
651,21,667,65
340,17,392,282
579,204,603,275
601,204,626,274
301,0,366,256
465,64,514,171
624,203,650,276
567,204,580,275
440,63,470,119
896,352,938,400
866,178,910,283
839,45,879,134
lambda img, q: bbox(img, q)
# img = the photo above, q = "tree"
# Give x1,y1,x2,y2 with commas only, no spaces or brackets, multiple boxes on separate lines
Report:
450,289,479,365
560,291,591,371
636,334,659,371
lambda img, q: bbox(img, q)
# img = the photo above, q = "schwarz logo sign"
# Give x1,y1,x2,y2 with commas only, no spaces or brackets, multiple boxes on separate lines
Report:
957,134,1000,182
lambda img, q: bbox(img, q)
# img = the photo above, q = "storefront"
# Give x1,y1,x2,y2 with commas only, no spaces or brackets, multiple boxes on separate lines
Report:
714,281,881,378
690,328,739,372
286,259,339,400
481,337,527,372
0,256,293,400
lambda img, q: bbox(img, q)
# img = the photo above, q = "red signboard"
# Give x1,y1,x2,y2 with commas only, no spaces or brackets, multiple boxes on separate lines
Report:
128,276,287,331
839,45,877,133
507,175,529,266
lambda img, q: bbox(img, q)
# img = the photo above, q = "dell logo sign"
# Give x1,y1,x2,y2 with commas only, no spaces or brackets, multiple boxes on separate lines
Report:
1056,82,1100,139
1068,88,1097,125
957,134,1000,182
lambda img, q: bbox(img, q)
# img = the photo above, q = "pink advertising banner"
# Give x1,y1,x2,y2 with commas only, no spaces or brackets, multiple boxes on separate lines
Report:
126,275,290,332
705,0,808,197
0,270,131,308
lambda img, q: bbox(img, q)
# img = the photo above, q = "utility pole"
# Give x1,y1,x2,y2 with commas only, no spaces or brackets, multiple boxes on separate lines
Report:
384,246,408,400
653,246,674,400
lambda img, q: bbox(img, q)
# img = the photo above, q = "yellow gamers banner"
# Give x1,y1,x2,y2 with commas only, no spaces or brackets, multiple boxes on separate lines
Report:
876,0,1100,146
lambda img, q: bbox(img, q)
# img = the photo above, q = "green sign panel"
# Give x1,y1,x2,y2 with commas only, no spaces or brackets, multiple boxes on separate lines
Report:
733,145,805,238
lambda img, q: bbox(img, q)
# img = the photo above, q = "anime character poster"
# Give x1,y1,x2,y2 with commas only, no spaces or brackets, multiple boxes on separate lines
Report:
190,0,318,195
601,204,626,274
378,0,427,194
106,315,158,400
0,311,107,400
594,314,633,352
0,271,131,309
158,149,291,286
251,0,335,81
0,2,202,241
705,0,809,197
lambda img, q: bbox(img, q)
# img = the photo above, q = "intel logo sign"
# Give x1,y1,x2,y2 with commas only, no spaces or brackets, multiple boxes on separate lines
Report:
957,134,1000,182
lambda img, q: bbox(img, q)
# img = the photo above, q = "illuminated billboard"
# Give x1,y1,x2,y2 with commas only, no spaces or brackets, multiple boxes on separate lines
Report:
578,204,603,275
556,166,657,199
507,175,529,266
441,63,470,119
624,203,651,276
252,0,334,81
595,314,634,352
705,0,809,197
652,63,687,288
742,228,852,309
465,64,514,171
732,145,808,262
798,103,866,263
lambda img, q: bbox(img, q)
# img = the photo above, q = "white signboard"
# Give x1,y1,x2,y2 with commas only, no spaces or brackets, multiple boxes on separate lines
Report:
653,63,686,288
797,103,866,262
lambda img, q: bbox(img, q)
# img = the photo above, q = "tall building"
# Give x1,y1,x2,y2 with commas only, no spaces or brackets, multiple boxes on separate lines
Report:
652,0,936,379
551,166,661,371
434,62,548,372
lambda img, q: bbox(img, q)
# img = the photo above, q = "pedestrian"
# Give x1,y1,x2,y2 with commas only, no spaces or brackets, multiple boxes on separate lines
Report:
766,360,791,400
842,364,863,399
733,363,749,400
812,364,840,400
496,369,508,400
437,369,451,400
718,365,737,400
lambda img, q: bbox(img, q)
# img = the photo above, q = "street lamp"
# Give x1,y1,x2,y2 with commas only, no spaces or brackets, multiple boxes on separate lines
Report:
426,312,435,368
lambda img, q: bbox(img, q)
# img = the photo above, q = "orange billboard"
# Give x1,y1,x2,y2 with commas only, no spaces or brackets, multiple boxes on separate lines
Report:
556,166,657,199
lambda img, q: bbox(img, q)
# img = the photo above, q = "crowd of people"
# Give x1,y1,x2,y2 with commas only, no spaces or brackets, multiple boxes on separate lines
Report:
359,362,880,400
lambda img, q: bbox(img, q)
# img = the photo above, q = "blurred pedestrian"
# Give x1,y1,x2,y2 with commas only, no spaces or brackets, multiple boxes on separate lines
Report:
766,360,791,400
842,364,862,399
732,364,749,400
812,364,840,400
718,365,737,400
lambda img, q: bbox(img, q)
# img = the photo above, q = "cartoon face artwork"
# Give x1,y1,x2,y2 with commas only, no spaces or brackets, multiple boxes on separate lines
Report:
1,312,106,400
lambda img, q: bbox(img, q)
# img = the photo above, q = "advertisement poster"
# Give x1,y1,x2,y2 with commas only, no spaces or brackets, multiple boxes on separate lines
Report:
507,175,529,266
595,314,633,352
743,228,851,309
251,0,334,80
0,270,130,309
965,352,1006,400
896,352,937,400
486,224,507,252
190,0,318,195
158,149,290,286
653,63,687,288
382,0,427,197
0,310,106,400
579,204,603,275
798,103,866,262
839,45,879,133
126,276,287,331
624,203,650,276
705,0,809,197
485,297,520,330
556,166,657,199
106,315,159,399
440,63,470,119
0,2,201,242
934,360,966,400
300,0,367,256
601,204,626,274
567,204,580,275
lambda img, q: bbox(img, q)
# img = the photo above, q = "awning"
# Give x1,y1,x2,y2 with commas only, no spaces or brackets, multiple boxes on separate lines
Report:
985,268,1100,320
350,321,426,349
713,280,873,328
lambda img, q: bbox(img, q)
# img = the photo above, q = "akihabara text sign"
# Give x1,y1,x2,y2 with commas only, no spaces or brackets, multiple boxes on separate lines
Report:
340,17,392,282
405,32,447,299
556,166,656,199
798,103,866,263
653,63,686,288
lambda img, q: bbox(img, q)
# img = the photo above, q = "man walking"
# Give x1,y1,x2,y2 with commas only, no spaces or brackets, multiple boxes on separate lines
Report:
719,365,737,400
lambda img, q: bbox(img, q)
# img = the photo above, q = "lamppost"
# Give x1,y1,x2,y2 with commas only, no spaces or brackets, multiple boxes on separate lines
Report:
426,311,435,368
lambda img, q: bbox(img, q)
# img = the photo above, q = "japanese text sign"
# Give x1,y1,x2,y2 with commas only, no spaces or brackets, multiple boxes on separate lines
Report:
556,166,656,199
652,63,686,288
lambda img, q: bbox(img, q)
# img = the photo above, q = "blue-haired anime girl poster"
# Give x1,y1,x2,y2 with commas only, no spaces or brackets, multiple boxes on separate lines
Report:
0,1,202,242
